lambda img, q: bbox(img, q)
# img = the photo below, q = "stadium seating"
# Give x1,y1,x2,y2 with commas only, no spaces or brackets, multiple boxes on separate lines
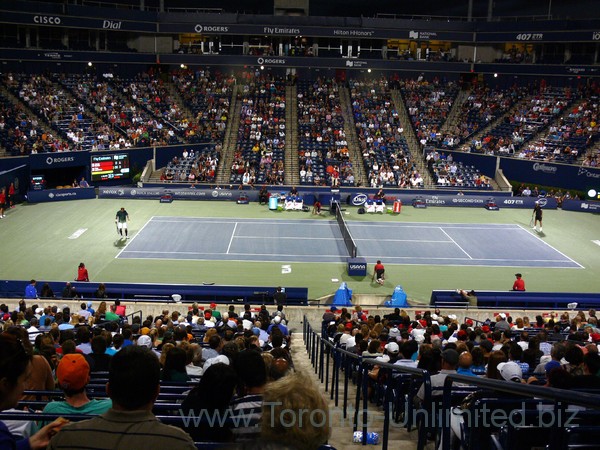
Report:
401,78,459,149
231,72,286,185
349,78,419,188
296,78,354,186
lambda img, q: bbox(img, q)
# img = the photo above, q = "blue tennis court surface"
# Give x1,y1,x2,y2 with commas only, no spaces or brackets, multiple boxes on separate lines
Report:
117,217,582,268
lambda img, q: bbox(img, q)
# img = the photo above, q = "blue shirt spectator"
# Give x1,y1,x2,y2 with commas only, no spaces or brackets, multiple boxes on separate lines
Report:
25,280,38,299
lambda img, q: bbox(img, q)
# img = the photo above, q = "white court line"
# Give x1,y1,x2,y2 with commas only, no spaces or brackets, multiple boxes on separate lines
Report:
349,222,521,229
120,250,346,258
355,238,453,243
116,253,581,268
119,249,573,263
516,224,584,268
226,222,238,254
234,236,343,240
149,218,335,226
439,227,473,259
114,216,153,259
219,235,454,243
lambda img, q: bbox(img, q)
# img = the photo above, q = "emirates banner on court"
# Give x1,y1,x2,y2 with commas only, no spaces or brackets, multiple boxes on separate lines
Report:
348,193,557,209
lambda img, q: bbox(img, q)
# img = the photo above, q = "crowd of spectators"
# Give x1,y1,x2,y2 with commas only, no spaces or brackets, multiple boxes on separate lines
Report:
231,71,286,186
1,69,236,155
297,78,354,186
0,91,69,156
171,68,234,143
426,150,492,188
0,297,333,449
349,77,422,188
4,74,99,152
401,77,459,149
440,84,526,149
55,73,168,149
520,91,600,164
466,86,573,158
160,147,220,183
324,305,600,446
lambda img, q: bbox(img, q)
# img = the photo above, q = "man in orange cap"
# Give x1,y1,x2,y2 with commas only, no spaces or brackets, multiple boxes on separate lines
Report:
39,354,112,426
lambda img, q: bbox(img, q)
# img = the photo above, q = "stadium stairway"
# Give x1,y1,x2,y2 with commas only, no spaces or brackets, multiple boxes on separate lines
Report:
216,84,242,186
285,83,298,186
163,80,196,125
338,86,367,187
440,88,470,135
291,329,426,450
390,89,434,188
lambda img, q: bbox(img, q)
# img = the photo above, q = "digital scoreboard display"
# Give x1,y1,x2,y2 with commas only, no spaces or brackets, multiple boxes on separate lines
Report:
91,154,130,181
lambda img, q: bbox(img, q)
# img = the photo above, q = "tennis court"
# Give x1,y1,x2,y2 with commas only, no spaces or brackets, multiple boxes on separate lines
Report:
117,216,581,268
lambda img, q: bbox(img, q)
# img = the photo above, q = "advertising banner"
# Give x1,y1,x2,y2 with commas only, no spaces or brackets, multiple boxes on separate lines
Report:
29,152,90,170
348,193,557,209
98,186,258,201
27,187,96,203
561,199,600,213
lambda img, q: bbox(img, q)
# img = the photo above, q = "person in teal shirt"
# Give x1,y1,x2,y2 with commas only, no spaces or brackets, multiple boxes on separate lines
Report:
36,354,112,430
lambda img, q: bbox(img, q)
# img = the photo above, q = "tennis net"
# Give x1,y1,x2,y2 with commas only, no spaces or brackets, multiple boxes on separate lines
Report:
333,201,358,258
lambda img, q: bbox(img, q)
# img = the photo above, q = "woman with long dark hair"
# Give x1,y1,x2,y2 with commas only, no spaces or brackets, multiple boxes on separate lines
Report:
0,333,68,448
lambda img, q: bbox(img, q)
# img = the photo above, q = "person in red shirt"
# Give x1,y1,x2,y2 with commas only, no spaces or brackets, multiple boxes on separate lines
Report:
8,183,15,208
0,188,5,218
512,273,525,291
372,260,385,285
76,263,90,282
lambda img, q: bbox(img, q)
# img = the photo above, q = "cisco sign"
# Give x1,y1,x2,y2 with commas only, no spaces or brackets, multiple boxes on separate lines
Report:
34,15,61,24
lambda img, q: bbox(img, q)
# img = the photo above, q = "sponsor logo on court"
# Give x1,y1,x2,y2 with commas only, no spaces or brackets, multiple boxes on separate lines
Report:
211,190,219,198
532,162,557,174
48,192,54,198
349,264,366,270
537,198,548,207
130,190,137,196
352,194,368,206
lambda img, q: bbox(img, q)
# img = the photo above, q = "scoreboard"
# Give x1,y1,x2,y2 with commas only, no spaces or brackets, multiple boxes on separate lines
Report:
91,154,130,181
